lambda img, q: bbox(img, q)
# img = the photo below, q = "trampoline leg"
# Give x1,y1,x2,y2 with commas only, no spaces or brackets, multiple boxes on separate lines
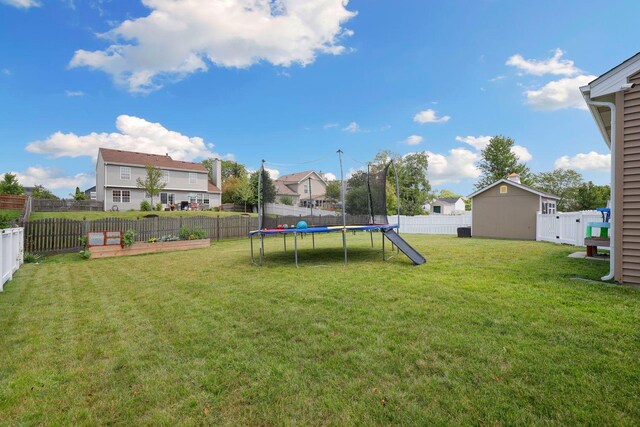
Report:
259,234,264,266
312,233,315,250
294,232,299,268
342,229,348,266
250,234,254,263
283,234,287,254
370,230,374,248
382,232,385,261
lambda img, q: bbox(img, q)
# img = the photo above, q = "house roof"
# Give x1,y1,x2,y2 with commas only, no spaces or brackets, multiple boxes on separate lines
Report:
467,179,560,200
277,170,322,183
580,52,640,147
207,181,221,193
274,180,298,196
434,197,463,205
99,148,208,173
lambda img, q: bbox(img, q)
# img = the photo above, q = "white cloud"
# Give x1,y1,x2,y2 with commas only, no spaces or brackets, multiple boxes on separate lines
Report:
511,145,532,162
455,135,492,150
342,121,360,133
65,90,85,97
506,48,580,76
404,135,423,145
323,172,337,181
455,135,532,162
26,115,223,161
1,0,39,8
554,151,610,171
264,167,280,179
489,75,506,82
524,74,596,111
323,122,339,129
425,148,480,186
10,167,92,190
69,0,357,93
413,109,450,124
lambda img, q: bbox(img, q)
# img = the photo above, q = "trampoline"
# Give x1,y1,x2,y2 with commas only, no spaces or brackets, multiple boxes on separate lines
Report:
250,150,426,267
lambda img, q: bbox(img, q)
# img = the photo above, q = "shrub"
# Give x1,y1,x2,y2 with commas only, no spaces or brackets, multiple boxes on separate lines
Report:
155,203,163,211
79,235,87,247
78,249,91,260
148,237,158,243
0,213,13,229
280,195,293,206
24,252,43,263
140,200,152,211
123,229,136,247
179,226,206,240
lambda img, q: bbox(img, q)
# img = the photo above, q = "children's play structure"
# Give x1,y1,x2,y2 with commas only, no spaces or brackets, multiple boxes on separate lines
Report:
249,150,426,267
584,207,611,257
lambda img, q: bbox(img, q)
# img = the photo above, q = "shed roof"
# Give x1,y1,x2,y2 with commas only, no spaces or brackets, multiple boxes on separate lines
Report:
434,197,463,205
99,148,208,172
467,179,560,200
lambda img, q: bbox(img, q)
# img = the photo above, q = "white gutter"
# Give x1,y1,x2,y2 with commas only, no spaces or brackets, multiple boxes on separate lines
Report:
582,96,616,281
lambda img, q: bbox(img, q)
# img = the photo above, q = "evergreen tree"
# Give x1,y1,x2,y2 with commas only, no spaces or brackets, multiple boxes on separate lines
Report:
249,169,276,207
0,173,24,195
475,136,531,189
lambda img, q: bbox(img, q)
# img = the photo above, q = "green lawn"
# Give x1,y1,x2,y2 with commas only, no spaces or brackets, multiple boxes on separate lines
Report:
0,209,21,223
1,234,639,425
29,210,256,220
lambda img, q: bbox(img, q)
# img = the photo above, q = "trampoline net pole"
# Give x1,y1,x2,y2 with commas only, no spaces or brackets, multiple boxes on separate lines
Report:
338,149,348,265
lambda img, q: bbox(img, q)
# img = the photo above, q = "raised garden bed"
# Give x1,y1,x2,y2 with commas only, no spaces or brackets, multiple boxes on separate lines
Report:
90,239,210,259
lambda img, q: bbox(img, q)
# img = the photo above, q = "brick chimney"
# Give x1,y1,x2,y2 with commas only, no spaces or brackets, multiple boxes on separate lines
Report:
507,173,521,184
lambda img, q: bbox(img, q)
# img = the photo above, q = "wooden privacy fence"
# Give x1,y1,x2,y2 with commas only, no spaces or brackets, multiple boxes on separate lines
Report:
32,199,103,212
0,195,28,210
23,215,259,254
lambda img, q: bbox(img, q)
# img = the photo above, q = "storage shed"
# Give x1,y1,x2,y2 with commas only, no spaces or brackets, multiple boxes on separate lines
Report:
468,174,560,240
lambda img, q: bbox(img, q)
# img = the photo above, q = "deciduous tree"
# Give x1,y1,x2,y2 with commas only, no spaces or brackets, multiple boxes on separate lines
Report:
475,135,531,189
532,168,583,211
136,165,166,209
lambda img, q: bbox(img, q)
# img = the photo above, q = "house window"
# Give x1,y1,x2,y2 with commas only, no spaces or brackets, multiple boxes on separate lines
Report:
542,201,556,215
162,170,169,183
112,190,129,203
120,167,131,180
433,205,441,214
122,190,130,203
189,173,197,184
189,194,197,203
113,190,121,203
500,185,508,194
304,184,308,194
203,194,210,205
160,193,168,204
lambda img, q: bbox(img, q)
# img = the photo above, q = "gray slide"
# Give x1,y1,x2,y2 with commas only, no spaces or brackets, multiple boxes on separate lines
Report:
383,229,426,265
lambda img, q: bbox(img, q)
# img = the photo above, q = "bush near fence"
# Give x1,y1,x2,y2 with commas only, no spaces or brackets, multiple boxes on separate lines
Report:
23,215,258,254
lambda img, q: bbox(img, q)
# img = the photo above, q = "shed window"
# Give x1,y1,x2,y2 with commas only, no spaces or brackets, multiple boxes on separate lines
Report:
542,201,556,215
499,185,508,194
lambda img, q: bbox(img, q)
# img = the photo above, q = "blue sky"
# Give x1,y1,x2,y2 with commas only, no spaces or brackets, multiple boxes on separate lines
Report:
0,0,637,196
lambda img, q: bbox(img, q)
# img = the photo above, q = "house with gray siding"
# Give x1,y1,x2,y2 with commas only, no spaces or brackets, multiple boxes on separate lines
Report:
274,170,330,208
96,148,222,211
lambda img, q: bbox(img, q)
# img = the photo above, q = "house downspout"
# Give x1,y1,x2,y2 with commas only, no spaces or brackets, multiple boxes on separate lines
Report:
583,97,616,281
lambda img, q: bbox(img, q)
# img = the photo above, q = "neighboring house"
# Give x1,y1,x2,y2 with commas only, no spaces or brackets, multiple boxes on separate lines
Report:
581,52,640,284
274,170,330,208
468,174,560,240
96,148,222,211
84,186,97,200
431,197,465,215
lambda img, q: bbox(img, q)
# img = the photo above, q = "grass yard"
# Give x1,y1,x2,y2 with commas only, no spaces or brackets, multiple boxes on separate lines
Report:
29,210,256,221
0,209,21,226
1,234,639,425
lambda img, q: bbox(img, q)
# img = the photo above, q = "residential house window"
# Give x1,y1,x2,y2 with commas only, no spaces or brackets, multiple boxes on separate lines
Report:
542,201,556,215
202,194,210,205
189,173,197,184
112,190,130,203
120,167,131,180
160,192,168,204
433,205,441,214
113,190,121,202
162,170,169,183
189,194,197,203
122,190,130,203
304,184,308,194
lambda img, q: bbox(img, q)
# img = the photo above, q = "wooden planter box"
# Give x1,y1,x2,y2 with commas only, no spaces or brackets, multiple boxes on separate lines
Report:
90,239,210,259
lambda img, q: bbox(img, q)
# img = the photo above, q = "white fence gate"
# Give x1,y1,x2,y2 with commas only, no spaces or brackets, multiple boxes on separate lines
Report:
1,227,24,291
536,211,604,246
265,203,338,217
397,213,472,234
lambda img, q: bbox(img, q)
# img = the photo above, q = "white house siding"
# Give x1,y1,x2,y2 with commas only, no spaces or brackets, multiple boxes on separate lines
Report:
104,164,209,193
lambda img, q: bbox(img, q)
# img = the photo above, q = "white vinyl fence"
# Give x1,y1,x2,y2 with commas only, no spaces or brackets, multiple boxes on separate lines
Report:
265,203,338,217
397,213,472,234
536,211,604,246
1,227,24,291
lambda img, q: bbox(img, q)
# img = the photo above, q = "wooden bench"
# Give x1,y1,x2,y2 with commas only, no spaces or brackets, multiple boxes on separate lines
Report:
584,237,610,257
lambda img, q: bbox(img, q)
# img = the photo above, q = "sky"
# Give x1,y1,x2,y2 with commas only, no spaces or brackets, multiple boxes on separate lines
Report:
0,0,637,197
